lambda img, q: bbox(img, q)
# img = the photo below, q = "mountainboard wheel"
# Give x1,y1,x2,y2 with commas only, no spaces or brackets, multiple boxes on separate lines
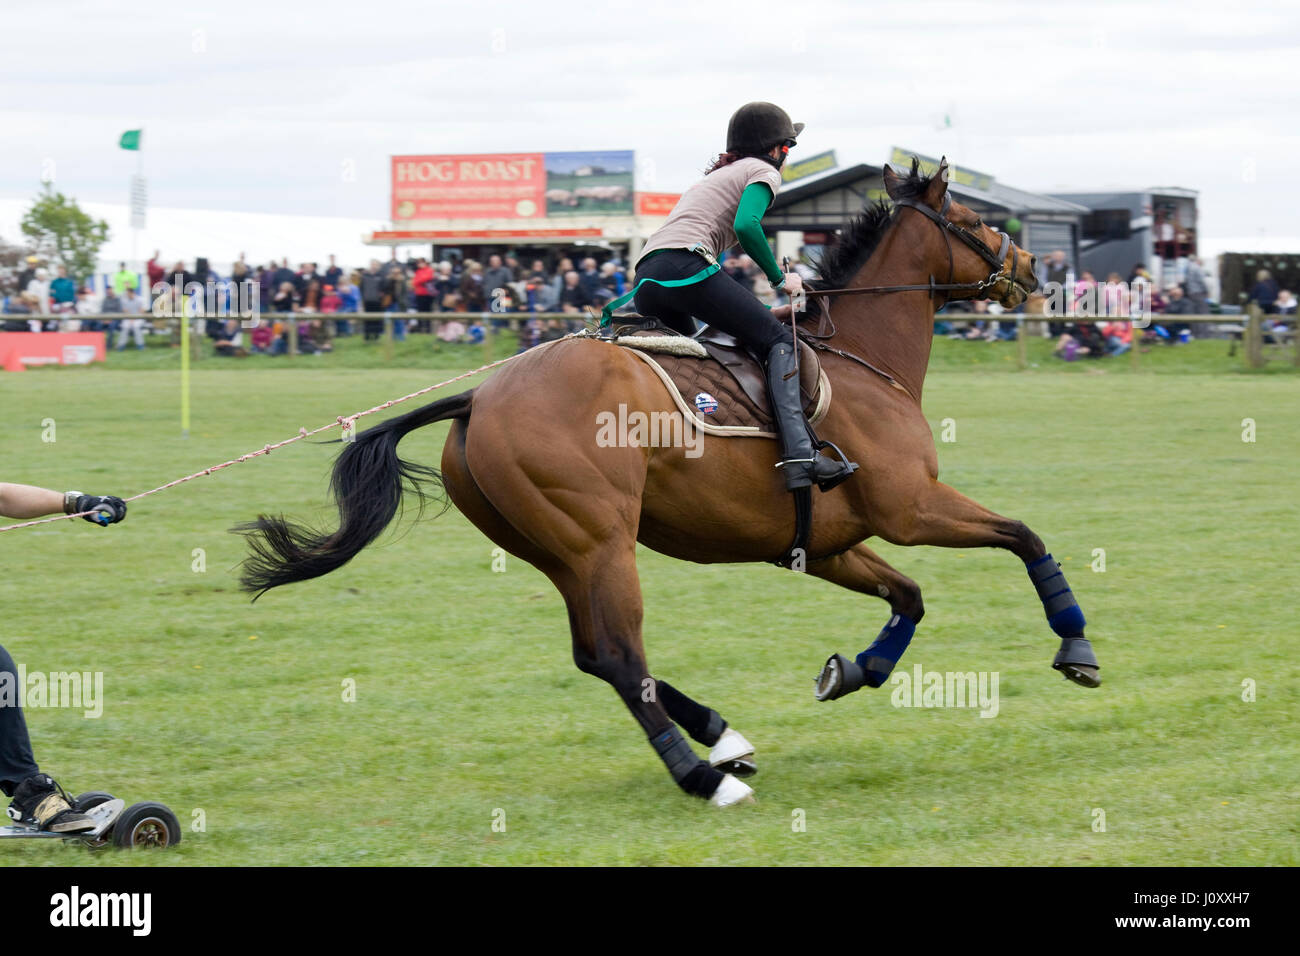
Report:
111,802,181,849
73,791,117,813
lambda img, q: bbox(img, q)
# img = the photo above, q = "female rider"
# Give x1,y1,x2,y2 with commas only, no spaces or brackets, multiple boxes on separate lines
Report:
629,102,856,492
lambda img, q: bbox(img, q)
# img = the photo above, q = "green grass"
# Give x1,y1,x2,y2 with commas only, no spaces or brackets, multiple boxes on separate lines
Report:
0,348,1296,865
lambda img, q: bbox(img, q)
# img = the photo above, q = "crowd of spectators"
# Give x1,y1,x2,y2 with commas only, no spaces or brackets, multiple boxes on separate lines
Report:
3,245,1292,360
935,249,1294,362
2,247,790,356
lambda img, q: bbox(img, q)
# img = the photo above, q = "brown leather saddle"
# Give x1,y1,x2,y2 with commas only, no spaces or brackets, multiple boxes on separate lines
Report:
608,319,826,433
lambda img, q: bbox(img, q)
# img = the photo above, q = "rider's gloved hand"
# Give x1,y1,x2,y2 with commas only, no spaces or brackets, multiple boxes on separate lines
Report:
774,272,804,297
65,493,128,526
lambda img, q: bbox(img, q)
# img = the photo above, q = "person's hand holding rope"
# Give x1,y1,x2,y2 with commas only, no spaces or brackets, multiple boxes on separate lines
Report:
65,492,128,526
0,483,127,526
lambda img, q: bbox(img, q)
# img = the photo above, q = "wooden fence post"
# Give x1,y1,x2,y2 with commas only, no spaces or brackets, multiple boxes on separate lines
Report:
1016,316,1027,369
1245,304,1263,369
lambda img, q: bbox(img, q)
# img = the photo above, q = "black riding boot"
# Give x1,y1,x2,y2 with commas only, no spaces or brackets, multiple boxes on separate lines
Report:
765,342,858,492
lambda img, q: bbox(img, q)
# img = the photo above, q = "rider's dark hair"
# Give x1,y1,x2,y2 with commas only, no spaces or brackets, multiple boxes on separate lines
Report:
704,151,744,174
703,147,780,175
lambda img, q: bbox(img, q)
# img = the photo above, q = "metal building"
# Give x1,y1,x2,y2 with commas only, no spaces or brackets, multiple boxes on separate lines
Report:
1048,188,1198,287
765,160,1088,273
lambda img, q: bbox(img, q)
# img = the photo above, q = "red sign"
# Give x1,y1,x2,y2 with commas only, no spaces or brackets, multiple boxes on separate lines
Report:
637,192,681,216
0,332,106,372
370,228,604,241
392,153,546,221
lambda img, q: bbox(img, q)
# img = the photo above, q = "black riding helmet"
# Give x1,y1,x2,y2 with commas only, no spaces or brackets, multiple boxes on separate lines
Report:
726,102,805,157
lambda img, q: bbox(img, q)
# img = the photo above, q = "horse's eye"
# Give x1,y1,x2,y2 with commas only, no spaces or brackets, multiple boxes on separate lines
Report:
975,218,983,227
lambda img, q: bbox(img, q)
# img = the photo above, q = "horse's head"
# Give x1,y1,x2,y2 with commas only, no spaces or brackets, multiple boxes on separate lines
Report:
883,158,1038,309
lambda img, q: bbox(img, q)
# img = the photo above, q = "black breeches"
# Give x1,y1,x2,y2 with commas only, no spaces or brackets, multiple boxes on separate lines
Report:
633,250,789,353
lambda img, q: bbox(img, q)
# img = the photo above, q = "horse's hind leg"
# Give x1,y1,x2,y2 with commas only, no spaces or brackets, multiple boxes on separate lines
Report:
805,542,926,700
553,550,753,805
875,478,1100,688
445,425,757,778
442,419,565,574
653,679,757,777
459,423,753,806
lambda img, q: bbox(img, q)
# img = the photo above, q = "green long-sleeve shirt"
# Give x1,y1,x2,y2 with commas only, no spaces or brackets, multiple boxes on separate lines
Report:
733,181,784,286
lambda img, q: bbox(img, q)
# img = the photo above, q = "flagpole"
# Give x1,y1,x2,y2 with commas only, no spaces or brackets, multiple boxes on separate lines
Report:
181,290,190,439
132,147,142,268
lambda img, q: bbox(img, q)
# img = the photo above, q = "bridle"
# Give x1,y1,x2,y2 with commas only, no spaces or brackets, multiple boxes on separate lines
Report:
787,190,1029,401
802,191,1025,313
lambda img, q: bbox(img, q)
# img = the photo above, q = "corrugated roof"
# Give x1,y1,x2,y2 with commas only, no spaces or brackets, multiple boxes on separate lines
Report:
769,164,881,208
772,162,1090,216
964,181,1090,215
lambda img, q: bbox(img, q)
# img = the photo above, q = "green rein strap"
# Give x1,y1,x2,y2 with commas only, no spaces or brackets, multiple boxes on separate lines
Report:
599,244,720,327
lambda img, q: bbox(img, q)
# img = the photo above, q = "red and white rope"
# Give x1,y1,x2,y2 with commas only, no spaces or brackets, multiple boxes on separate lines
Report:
0,349,531,533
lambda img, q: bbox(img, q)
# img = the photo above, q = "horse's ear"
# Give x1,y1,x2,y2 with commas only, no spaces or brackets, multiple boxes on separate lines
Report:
882,164,905,199
922,157,951,209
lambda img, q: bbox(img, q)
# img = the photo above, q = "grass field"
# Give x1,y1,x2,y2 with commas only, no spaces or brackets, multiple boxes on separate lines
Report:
1,338,1296,866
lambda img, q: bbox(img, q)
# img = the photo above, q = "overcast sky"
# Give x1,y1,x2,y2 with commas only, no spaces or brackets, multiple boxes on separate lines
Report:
2,0,1296,246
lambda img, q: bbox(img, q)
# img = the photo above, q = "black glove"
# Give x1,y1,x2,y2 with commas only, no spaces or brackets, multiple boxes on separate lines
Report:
74,494,127,526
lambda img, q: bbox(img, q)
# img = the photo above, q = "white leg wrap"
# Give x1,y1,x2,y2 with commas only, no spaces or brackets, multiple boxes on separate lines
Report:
709,727,756,771
709,773,755,808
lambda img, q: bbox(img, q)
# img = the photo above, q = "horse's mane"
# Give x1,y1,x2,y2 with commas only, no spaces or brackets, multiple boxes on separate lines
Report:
814,158,932,289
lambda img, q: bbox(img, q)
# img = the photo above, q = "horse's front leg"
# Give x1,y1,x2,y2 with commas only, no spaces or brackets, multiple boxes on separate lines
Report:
805,542,926,700
874,478,1101,688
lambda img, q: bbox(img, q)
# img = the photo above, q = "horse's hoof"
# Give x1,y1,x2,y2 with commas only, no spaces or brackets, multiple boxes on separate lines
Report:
1052,637,1100,688
814,654,866,701
709,728,757,778
1058,663,1101,688
709,773,755,808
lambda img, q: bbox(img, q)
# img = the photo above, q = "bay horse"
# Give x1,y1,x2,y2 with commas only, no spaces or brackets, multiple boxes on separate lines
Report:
238,158,1100,807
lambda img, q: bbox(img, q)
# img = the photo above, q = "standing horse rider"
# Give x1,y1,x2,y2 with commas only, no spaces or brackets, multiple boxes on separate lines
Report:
626,102,858,493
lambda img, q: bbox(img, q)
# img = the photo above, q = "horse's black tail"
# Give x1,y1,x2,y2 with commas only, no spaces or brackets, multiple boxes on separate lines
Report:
235,389,474,598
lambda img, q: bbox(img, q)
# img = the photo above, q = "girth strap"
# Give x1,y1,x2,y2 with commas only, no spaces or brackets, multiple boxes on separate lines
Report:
772,485,812,569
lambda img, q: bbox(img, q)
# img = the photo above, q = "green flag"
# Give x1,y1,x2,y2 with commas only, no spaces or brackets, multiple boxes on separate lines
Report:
119,129,142,151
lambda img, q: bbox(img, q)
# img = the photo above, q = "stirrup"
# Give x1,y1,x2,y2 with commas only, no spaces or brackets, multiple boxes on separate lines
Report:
774,456,817,492
775,455,858,493
812,437,858,491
